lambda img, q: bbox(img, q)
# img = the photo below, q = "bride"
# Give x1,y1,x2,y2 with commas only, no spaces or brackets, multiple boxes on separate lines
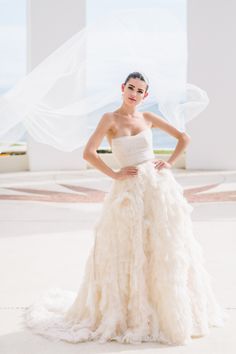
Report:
23,71,228,346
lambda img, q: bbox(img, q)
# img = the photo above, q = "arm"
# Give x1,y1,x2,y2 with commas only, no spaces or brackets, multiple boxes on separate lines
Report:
83,113,117,179
144,111,191,167
83,114,138,179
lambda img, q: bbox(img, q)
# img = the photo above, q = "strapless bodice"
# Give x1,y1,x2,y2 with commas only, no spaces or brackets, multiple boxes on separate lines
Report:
111,128,155,168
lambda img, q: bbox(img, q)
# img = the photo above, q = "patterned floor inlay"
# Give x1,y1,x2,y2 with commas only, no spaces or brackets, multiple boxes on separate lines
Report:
184,183,236,203
0,182,235,203
0,185,106,203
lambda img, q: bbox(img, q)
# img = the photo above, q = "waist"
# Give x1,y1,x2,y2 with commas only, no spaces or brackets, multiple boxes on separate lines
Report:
114,150,155,168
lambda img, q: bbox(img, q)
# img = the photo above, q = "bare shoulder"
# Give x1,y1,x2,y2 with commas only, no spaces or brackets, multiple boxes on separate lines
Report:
96,112,115,132
143,111,190,140
143,111,163,127
143,110,175,128
99,112,113,125
83,112,115,154
142,111,151,128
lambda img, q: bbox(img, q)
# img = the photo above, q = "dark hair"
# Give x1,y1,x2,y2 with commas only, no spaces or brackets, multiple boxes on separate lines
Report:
124,71,149,92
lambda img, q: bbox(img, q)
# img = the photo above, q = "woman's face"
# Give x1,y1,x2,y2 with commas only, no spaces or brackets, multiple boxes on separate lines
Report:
121,78,148,106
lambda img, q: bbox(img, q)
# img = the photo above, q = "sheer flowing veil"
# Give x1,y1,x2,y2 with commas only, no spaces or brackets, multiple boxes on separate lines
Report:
0,7,209,151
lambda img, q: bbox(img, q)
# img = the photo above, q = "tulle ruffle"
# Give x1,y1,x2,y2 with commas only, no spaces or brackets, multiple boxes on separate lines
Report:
22,161,228,345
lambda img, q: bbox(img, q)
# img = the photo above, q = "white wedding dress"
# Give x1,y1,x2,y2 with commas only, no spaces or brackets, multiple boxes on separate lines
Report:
23,128,228,345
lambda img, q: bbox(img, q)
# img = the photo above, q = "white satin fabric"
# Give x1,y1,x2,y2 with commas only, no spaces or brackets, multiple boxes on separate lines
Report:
111,128,155,167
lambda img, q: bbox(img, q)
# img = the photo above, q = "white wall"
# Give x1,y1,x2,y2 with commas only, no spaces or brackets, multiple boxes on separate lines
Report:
186,0,236,170
27,0,87,171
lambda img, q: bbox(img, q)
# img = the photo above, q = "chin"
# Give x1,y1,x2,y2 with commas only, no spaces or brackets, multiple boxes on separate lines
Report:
126,99,138,106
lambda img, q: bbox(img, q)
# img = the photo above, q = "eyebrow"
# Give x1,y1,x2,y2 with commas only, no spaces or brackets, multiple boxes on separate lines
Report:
128,84,144,91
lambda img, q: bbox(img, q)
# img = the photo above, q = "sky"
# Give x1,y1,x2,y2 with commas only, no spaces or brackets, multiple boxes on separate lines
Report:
87,0,186,24
0,0,26,93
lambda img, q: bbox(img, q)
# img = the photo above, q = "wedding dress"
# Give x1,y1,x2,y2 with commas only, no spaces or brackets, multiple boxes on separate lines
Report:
23,128,228,345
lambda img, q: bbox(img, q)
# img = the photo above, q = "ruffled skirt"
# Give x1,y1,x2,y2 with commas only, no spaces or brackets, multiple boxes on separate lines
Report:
22,160,228,345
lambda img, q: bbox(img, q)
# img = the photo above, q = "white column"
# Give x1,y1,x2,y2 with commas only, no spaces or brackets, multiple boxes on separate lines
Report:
186,0,236,170
27,0,87,171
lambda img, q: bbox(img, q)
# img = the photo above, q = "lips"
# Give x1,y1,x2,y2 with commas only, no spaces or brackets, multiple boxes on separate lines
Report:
129,97,136,101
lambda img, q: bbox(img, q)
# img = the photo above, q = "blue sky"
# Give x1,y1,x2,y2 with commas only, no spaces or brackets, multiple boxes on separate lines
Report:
87,0,185,23
0,0,26,93
0,0,26,25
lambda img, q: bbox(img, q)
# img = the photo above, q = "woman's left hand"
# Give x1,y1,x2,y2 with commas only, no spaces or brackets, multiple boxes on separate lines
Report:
152,159,172,171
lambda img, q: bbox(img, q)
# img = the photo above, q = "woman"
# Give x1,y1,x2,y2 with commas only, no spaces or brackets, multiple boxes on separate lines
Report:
24,72,228,346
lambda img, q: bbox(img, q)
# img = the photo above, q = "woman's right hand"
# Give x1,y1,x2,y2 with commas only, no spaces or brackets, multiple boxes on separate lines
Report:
113,166,138,180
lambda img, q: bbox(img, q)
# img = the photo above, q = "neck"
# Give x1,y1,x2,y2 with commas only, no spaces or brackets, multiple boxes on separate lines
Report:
118,102,138,117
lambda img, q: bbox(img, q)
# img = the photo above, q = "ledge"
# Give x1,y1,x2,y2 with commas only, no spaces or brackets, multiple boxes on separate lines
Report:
0,148,185,173
89,150,185,169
